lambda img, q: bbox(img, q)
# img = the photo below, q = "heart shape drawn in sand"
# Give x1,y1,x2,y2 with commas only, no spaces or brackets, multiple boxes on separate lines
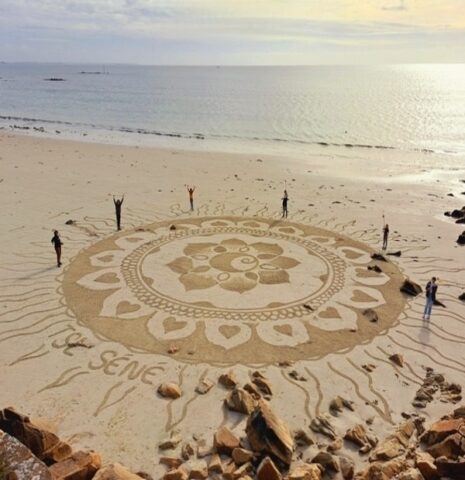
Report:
95,272,120,284
318,307,341,319
116,301,140,316
219,325,241,339
163,316,188,334
273,324,293,337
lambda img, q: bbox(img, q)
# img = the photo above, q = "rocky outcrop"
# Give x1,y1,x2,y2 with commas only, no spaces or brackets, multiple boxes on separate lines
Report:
246,401,294,466
48,451,101,480
0,430,51,480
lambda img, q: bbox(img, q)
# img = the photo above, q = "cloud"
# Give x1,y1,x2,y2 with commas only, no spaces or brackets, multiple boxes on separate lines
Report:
0,0,464,63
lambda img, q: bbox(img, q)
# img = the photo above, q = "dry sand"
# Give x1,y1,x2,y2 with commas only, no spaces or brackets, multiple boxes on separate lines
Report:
0,132,464,476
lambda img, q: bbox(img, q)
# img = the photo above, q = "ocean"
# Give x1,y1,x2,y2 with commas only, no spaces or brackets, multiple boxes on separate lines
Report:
1,63,464,157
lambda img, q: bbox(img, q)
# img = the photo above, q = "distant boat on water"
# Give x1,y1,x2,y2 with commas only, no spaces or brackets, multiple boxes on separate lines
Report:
80,65,109,75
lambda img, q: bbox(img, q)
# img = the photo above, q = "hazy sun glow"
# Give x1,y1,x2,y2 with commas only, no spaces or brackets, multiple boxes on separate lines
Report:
1,0,464,64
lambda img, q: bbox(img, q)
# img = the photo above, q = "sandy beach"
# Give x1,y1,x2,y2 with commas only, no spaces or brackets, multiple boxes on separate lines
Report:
1,131,464,478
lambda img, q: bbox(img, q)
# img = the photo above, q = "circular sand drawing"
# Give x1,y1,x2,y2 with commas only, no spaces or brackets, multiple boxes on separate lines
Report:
63,217,405,364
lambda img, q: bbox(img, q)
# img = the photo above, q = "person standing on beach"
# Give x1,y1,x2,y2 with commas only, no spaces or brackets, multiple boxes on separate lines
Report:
187,185,195,211
282,189,289,218
423,276,438,320
113,195,124,231
51,230,63,267
382,223,389,250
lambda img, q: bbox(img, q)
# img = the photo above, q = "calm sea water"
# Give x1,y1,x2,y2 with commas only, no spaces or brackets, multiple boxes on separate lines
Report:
1,64,464,156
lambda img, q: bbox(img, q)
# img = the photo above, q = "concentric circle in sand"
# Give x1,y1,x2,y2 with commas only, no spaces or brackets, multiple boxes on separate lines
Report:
63,216,406,364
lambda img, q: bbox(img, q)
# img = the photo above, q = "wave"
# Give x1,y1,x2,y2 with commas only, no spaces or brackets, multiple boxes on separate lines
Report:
0,114,440,155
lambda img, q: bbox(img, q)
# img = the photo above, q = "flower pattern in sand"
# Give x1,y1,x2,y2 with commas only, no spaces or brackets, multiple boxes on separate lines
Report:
167,239,299,293
63,216,406,364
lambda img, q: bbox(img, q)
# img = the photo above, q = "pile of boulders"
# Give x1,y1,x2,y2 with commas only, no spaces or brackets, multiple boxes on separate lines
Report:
0,407,148,480
1,367,464,480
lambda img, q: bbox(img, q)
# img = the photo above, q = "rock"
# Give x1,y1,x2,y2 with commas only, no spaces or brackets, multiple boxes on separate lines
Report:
289,370,307,381
252,372,273,395
457,231,465,245
294,429,314,447
367,265,382,273
232,448,253,465
371,253,387,262
453,405,465,418
207,454,223,474
167,345,179,354
93,464,145,480
159,434,182,451
415,451,438,480
389,353,404,367
48,451,101,480
329,396,354,416
288,463,322,480
0,430,51,480
162,468,188,480
246,400,294,466
425,433,464,458
65,219,75,225
369,421,417,462
213,427,240,454
256,457,281,480
311,451,339,472
169,225,176,231
420,418,465,445
195,379,213,395
400,279,422,296
0,407,72,463
218,371,238,389
327,437,343,453
232,462,253,479
181,442,195,460
243,383,262,400
159,457,183,469
158,383,182,399
185,460,207,479
362,308,378,322
224,388,257,415
395,468,424,480
339,456,354,480
450,208,465,219
459,292,465,302
387,251,402,257
362,364,376,372
435,457,465,479
310,416,337,440
344,424,377,451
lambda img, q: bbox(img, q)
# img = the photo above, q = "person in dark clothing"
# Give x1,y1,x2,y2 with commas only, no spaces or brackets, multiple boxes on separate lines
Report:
382,222,389,250
423,276,438,320
187,186,195,211
113,195,124,231
51,230,63,267
282,190,288,218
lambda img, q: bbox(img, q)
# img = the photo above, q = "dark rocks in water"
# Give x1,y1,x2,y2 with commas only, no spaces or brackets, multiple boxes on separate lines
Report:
368,265,382,273
65,219,75,225
459,292,465,302
371,253,387,262
387,251,402,257
457,231,465,245
400,279,422,296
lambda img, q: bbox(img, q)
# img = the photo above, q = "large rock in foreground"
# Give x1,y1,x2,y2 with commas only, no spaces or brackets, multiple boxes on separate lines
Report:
0,407,72,463
400,279,422,296
0,430,51,480
246,400,294,466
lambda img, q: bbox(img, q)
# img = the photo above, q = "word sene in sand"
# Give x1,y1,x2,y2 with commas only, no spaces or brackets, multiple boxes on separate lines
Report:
63,216,406,364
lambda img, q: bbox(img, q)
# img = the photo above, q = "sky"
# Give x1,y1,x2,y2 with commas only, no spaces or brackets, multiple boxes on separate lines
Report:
1,0,464,64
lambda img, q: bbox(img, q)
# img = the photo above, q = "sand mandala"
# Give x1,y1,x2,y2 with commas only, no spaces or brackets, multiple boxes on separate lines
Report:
63,216,406,364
